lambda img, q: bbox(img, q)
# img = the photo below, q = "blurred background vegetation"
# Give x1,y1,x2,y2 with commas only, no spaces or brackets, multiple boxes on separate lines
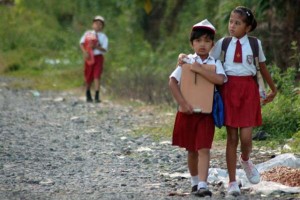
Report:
0,0,299,145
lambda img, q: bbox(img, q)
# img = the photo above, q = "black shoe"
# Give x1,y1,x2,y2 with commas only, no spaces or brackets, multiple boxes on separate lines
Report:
194,188,212,197
86,90,93,103
191,185,198,193
94,91,101,103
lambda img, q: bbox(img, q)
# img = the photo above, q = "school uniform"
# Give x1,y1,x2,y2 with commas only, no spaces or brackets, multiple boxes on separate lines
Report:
80,31,108,84
210,34,266,128
170,54,227,151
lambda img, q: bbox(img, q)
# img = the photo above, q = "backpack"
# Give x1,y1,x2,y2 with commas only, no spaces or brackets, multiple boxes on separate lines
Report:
220,36,266,100
220,36,259,67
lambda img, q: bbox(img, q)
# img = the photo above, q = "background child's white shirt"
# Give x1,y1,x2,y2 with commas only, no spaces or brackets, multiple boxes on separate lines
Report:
169,53,227,84
79,30,109,55
210,35,266,76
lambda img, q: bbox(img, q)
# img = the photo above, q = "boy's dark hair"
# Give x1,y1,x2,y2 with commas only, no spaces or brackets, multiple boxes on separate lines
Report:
232,6,257,32
190,28,214,43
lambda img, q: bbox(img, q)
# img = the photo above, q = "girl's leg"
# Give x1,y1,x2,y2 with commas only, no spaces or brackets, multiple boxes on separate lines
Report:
239,127,260,184
226,126,239,182
197,148,210,182
240,127,253,160
188,151,198,176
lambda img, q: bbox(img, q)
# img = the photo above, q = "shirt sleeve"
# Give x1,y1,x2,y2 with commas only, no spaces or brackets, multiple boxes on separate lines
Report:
210,38,224,60
169,66,182,84
79,32,87,44
215,59,228,83
100,33,109,51
258,39,266,62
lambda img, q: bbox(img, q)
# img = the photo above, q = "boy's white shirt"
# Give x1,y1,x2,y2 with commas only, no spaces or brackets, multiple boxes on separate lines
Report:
210,34,266,76
170,53,227,84
79,30,108,55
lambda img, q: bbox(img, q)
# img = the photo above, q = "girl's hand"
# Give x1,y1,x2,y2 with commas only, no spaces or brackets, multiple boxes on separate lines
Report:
179,102,193,114
178,53,188,66
262,89,277,104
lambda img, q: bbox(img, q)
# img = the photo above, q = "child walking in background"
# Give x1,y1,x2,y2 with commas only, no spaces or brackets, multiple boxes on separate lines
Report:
169,19,226,197
80,16,108,103
209,6,277,196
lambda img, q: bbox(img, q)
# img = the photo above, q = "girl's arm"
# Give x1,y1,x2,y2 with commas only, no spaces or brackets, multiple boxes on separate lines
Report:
259,62,277,104
190,62,225,85
169,77,193,114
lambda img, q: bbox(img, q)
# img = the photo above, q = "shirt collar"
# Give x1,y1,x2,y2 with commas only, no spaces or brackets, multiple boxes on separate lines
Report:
232,34,248,45
191,53,214,63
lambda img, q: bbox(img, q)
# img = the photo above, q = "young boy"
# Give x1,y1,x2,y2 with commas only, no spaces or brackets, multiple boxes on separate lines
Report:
169,19,226,197
80,16,108,103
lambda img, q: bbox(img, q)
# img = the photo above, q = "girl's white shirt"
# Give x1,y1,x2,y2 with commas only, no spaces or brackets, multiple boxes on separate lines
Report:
80,30,108,55
170,53,227,84
210,34,266,76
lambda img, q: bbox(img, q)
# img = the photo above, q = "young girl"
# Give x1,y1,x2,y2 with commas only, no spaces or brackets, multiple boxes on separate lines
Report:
169,19,226,197
209,6,277,196
80,16,108,103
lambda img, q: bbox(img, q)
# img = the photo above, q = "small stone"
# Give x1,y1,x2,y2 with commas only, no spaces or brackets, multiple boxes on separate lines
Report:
75,157,84,161
40,179,55,186
53,97,65,102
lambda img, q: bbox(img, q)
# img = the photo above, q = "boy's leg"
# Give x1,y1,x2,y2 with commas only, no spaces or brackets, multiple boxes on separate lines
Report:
195,148,212,197
86,83,93,102
188,151,198,176
188,150,198,192
197,148,210,182
94,78,101,103
226,126,239,183
93,55,103,103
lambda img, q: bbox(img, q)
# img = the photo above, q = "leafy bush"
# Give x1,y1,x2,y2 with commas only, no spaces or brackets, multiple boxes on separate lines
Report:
257,64,300,139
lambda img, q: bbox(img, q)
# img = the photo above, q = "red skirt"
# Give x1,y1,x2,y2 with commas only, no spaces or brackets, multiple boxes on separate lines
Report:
172,112,215,152
84,55,104,84
221,76,262,128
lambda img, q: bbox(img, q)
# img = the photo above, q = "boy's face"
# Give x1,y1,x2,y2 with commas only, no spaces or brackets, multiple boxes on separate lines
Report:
92,20,104,32
191,35,214,58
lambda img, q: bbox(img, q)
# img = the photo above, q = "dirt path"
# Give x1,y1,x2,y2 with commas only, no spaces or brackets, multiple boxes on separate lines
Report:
0,78,298,199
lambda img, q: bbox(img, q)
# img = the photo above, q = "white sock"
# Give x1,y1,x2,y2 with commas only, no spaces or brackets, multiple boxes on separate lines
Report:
191,175,199,186
198,181,208,189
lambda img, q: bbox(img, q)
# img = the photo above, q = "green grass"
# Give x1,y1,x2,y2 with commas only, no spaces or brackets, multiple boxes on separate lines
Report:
2,65,83,90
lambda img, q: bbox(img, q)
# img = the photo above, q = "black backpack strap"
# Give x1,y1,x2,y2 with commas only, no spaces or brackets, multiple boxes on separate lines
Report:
248,36,259,68
220,37,232,64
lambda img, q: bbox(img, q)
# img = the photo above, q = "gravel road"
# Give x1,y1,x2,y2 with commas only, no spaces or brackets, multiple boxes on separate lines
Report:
0,78,298,200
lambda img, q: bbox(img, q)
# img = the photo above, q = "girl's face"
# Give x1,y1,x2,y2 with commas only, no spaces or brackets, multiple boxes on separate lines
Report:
92,20,104,32
191,35,214,59
228,12,251,38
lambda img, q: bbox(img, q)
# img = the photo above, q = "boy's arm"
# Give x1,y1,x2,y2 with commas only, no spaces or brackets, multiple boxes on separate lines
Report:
169,77,193,114
259,62,277,103
80,43,89,58
190,62,225,85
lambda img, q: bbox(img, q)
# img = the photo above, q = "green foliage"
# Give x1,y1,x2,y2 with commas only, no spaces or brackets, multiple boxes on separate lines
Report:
257,64,300,140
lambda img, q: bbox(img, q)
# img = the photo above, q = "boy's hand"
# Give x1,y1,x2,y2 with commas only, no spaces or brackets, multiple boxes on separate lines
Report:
83,51,89,59
177,53,188,66
262,89,277,104
179,102,193,114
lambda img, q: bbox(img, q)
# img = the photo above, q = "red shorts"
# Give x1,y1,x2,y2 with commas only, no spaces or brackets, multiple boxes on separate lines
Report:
172,112,215,152
84,55,104,84
221,76,262,128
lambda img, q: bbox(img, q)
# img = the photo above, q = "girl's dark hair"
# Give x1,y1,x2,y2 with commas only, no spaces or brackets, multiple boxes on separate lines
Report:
190,28,214,43
233,6,257,32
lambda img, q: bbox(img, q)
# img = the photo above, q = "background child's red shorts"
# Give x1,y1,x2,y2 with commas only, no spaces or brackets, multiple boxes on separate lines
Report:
84,55,104,84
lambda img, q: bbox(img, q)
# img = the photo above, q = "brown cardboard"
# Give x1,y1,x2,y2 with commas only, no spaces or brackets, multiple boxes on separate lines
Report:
180,64,216,113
